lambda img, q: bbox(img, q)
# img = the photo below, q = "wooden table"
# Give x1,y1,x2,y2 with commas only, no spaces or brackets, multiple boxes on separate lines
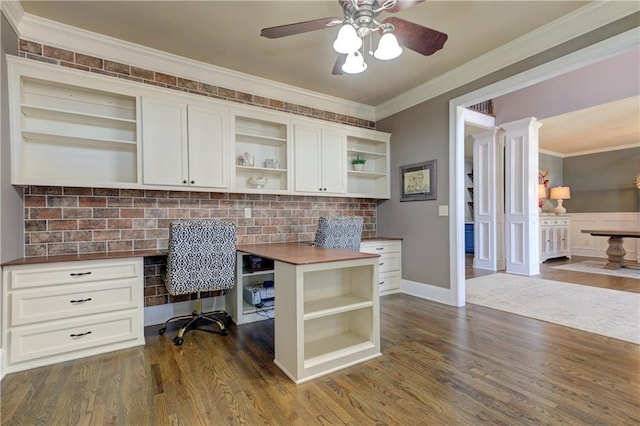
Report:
581,230,640,269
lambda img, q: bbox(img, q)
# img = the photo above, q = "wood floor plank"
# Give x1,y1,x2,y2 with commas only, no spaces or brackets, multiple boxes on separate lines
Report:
2,260,638,425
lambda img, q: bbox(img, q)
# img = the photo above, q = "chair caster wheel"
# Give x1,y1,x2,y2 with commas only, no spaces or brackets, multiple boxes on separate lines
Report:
220,329,228,336
174,337,184,346
158,327,166,335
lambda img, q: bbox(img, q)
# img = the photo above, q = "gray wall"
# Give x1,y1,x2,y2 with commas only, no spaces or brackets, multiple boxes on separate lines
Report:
539,152,563,188
377,14,639,289
1,13,24,264
563,147,639,212
493,48,640,122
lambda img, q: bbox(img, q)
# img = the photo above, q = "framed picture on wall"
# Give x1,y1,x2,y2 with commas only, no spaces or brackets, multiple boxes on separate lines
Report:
400,160,437,202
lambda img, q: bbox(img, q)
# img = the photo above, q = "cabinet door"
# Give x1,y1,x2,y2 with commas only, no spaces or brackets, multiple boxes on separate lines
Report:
294,125,322,192
187,105,229,189
141,97,188,186
320,129,346,194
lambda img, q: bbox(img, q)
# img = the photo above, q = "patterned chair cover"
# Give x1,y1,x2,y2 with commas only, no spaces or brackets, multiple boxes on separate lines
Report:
165,220,237,296
313,216,364,252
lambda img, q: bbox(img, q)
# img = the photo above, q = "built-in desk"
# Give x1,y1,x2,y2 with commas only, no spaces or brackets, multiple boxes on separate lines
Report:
237,242,381,384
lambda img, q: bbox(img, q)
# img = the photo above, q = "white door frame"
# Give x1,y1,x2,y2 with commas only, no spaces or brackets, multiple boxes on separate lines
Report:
448,29,638,307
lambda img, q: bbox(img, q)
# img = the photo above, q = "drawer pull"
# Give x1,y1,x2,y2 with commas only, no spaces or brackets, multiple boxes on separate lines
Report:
70,298,93,304
375,248,384,251
379,262,384,266
70,272,92,277
379,281,385,285
70,331,92,338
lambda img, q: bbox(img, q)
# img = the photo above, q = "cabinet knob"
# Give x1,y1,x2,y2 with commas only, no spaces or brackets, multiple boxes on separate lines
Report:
183,180,187,184
190,180,195,184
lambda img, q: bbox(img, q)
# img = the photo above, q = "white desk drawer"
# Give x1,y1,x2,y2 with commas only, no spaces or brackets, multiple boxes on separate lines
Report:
9,310,141,364
377,253,400,273
7,259,140,290
378,271,401,292
360,241,401,255
10,279,140,326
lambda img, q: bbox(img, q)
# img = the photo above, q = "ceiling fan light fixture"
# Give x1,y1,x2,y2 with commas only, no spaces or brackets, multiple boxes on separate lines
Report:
374,31,402,60
333,23,362,54
342,51,367,74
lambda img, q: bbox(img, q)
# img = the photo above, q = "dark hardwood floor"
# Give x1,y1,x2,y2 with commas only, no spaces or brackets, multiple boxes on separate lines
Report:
2,259,638,425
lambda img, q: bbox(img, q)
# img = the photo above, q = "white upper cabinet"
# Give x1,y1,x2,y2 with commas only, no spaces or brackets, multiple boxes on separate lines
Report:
293,123,346,195
8,57,140,188
141,97,228,189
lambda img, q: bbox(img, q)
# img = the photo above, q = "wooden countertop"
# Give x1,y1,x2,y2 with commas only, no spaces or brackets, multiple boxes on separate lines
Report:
1,249,166,267
581,230,640,238
1,238,398,267
237,242,379,265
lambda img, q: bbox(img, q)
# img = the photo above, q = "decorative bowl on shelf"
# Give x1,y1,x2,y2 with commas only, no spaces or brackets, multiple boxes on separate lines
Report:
248,175,268,189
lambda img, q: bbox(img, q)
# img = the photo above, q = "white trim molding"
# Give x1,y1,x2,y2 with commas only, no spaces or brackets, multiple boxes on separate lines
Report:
376,1,640,120
401,279,452,306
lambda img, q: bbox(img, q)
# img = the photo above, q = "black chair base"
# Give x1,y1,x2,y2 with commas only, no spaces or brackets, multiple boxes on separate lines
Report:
158,298,231,346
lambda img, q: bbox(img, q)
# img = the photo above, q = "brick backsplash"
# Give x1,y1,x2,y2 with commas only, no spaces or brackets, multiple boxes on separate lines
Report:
18,39,376,130
23,186,378,307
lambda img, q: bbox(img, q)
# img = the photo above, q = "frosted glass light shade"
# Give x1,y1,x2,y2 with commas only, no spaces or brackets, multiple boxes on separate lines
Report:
342,51,367,74
333,24,362,54
374,32,402,60
538,184,547,199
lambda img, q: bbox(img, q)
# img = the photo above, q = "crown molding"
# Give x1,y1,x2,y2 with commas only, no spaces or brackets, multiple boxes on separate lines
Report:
375,1,640,120
4,2,376,122
1,0,24,35
545,143,640,159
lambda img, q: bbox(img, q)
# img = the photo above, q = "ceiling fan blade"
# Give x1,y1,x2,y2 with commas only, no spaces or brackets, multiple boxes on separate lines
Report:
260,17,342,39
383,17,448,56
332,54,347,75
386,0,426,13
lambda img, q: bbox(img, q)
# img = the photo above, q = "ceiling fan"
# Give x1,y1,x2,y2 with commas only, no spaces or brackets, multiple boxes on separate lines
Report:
260,0,448,75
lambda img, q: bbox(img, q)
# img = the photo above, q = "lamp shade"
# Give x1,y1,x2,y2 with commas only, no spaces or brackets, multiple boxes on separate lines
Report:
550,186,571,200
538,184,547,199
374,32,402,60
333,24,362,54
342,51,367,74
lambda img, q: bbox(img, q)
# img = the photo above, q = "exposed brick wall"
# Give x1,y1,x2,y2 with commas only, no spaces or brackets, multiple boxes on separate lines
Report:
23,186,378,307
18,39,376,130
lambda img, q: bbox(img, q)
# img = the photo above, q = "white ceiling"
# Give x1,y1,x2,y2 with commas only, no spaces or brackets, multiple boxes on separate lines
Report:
18,0,588,106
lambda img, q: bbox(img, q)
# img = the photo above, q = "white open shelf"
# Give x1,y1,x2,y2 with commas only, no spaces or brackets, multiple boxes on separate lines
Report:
303,295,372,321
304,333,375,369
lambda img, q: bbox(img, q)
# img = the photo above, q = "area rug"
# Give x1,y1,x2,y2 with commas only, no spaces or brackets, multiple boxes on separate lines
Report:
466,273,640,344
552,260,640,279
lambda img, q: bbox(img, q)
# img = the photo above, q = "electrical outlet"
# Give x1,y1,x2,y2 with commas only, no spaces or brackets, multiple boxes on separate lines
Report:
244,208,251,218
438,205,448,216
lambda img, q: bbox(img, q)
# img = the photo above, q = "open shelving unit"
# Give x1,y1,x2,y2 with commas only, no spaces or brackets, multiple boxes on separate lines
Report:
16,77,138,186
226,252,275,325
274,258,380,383
232,114,290,193
346,135,390,198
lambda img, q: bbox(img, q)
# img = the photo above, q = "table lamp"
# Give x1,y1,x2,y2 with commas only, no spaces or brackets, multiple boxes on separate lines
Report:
537,184,547,212
550,186,571,214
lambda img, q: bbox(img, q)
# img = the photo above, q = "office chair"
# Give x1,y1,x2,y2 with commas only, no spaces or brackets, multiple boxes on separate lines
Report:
158,220,237,346
313,216,364,251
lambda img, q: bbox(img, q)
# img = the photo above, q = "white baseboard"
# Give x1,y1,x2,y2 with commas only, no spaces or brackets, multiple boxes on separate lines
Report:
570,212,639,261
401,279,454,306
143,295,226,327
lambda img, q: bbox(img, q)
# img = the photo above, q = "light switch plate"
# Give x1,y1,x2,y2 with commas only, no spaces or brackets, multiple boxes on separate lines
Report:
244,208,251,218
438,205,449,216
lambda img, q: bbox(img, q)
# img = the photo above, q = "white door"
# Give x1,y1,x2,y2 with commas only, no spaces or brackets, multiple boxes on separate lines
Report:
187,105,229,189
502,117,541,275
472,128,504,271
320,129,346,194
141,97,188,186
